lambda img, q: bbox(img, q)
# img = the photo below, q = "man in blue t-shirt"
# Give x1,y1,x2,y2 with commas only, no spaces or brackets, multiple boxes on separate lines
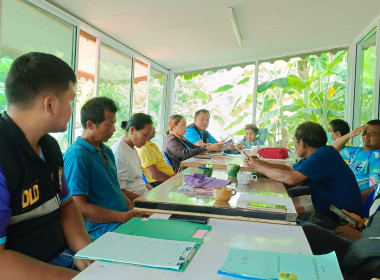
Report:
64,97,139,240
184,109,218,145
245,122,363,229
333,120,380,200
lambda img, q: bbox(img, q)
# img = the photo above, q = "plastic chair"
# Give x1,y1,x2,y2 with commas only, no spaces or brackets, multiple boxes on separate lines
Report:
363,184,380,218
163,152,172,166
142,172,149,184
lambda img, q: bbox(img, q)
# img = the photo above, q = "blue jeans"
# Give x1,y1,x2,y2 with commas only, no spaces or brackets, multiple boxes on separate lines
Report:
49,248,77,270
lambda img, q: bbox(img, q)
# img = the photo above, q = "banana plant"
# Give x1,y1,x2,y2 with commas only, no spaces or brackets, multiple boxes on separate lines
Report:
0,56,14,112
256,51,348,147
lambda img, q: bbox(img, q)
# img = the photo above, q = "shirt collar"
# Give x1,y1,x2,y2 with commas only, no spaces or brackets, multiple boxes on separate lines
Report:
76,136,106,153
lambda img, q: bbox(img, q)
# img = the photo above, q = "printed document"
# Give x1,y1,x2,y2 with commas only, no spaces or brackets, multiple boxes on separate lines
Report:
76,232,196,270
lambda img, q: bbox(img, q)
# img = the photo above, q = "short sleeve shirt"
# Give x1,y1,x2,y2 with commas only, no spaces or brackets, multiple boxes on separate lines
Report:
111,140,148,195
341,146,380,191
136,142,174,183
64,137,128,239
292,146,363,218
184,126,217,144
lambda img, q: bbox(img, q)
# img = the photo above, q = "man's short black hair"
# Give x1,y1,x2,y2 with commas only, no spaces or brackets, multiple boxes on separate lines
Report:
195,109,210,118
367,119,380,129
5,52,76,108
294,122,327,148
80,97,118,128
329,119,350,136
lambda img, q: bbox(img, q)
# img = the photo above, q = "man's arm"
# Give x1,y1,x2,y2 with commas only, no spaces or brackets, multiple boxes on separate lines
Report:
72,195,136,224
193,140,205,146
0,244,78,279
245,156,294,171
121,189,140,202
246,158,307,185
60,197,92,271
332,125,366,151
121,191,135,210
145,165,172,182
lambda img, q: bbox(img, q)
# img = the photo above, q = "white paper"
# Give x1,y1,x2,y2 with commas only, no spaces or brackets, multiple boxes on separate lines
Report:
149,213,171,220
75,232,196,270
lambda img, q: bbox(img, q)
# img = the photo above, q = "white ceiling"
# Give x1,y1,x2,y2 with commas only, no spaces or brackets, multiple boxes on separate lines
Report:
47,0,380,72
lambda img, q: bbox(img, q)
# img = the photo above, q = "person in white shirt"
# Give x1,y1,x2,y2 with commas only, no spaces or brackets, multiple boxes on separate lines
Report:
112,113,153,197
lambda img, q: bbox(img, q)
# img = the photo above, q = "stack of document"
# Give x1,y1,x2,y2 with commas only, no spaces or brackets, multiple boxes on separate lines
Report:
218,249,344,279
76,232,195,270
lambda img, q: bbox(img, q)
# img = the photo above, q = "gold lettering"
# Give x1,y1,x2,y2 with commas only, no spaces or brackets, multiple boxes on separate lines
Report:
22,185,39,208
22,190,29,208
33,184,39,202
29,185,39,205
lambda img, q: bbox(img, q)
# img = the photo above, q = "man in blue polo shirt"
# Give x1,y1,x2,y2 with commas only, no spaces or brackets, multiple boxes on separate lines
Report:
333,120,380,200
64,97,139,240
184,109,218,145
245,121,363,229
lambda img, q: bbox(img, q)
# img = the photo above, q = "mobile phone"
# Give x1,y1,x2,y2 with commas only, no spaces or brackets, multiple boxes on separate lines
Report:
169,214,209,224
222,139,233,147
330,204,357,226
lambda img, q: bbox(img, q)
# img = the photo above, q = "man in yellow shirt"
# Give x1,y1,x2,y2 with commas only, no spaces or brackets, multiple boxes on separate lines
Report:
137,128,175,187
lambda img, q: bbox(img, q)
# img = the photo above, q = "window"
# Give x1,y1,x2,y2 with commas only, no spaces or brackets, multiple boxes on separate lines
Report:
132,59,149,114
148,67,166,145
98,43,133,146
355,29,377,127
174,65,255,140
74,31,97,140
0,0,76,150
256,50,348,147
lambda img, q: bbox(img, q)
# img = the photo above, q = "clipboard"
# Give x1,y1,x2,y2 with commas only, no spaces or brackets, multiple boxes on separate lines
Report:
112,217,212,271
75,232,197,271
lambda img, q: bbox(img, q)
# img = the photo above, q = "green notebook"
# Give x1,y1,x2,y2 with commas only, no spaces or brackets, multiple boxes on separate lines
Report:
114,217,212,244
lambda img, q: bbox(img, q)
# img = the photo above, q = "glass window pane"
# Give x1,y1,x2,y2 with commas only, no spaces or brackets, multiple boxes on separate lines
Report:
357,30,377,125
148,67,166,145
0,0,76,151
75,31,97,140
174,65,255,141
98,43,132,146
132,60,149,114
257,50,348,148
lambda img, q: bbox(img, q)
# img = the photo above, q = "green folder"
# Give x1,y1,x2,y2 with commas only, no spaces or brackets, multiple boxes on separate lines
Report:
114,217,212,244
113,217,212,272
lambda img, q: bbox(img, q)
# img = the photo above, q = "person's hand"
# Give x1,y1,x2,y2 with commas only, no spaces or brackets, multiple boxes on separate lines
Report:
226,143,236,149
342,209,366,229
75,258,93,271
207,142,224,152
236,144,243,150
350,125,366,137
335,225,361,241
244,156,261,172
119,209,142,223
